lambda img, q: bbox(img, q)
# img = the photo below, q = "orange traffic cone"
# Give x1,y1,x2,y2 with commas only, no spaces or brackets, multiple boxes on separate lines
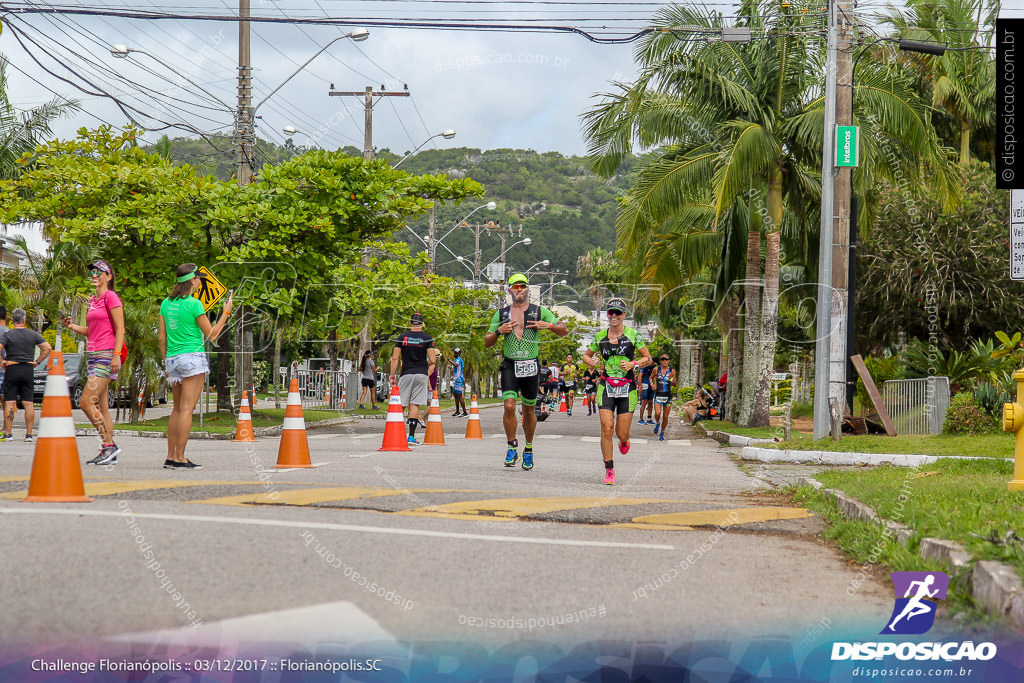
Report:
379,385,411,451
274,378,312,468
341,381,347,410
582,395,589,408
324,385,331,403
465,394,483,439
234,390,256,442
423,390,445,445
559,394,568,412
23,352,91,503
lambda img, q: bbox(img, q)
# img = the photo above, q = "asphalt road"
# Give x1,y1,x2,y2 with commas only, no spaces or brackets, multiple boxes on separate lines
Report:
0,402,906,663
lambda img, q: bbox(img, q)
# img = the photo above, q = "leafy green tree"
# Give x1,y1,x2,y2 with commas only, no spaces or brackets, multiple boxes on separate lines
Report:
582,0,957,426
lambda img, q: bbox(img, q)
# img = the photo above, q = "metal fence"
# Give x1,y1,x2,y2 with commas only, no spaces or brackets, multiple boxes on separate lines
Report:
880,376,950,435
290,370,361,411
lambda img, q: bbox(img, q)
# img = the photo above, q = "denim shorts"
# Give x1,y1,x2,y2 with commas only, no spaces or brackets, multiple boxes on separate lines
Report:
87,350,120,381
165,352,209,385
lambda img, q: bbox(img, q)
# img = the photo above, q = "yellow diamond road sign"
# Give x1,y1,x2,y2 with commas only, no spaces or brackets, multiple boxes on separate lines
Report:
193,266,227,311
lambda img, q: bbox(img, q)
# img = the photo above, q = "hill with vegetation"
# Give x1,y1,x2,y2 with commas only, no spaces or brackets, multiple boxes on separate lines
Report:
151,135,631,290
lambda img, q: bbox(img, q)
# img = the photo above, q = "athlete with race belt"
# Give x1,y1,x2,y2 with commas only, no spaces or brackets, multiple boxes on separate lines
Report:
652,354,677,441
484,273,568,470
582,297,653,485
561,354,579,416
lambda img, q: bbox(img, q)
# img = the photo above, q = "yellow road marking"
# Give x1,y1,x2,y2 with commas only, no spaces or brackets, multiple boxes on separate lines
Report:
630,506,814,528
0,476,29,483
397,496,671,519
190,487,467,507
0,480,284,500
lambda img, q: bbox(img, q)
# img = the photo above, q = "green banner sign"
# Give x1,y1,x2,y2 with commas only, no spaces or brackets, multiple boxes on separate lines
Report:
835,125,859,167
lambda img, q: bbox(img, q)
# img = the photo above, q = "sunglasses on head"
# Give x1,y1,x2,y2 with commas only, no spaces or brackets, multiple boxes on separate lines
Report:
607,309,624,315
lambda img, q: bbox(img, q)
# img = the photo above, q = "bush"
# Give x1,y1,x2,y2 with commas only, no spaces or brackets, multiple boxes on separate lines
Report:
973,382,1012,420
942,392,998,435
252,359,272,392
678,385,695,403
790,400,813,419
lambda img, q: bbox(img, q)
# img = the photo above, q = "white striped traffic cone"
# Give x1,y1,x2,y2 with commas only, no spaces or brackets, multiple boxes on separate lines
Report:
234,390,255,441
379,384,411,451
23,352,91,502
274,378,312,468
465,394,483,439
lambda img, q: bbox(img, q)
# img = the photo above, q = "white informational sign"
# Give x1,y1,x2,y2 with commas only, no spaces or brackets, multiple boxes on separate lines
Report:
1012,190,1024,280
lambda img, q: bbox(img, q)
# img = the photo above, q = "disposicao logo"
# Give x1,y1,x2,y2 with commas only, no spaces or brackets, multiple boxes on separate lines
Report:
831,570,997,663
881,571,948,635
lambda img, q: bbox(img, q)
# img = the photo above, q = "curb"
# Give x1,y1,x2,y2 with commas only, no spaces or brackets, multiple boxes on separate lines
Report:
691,422,776,447
797,476,1024,633
743,447,1013,467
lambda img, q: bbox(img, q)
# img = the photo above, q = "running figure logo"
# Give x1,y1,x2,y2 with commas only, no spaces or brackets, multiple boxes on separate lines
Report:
881,571,948,635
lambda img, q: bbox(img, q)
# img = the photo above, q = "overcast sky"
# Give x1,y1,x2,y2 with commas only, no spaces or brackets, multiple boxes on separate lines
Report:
1,1,1009,157
0,0,662,157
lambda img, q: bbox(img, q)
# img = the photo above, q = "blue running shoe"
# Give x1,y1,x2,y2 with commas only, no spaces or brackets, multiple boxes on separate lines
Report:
522,449,534,470
653,423,660,435
504,447,519,467
659,433,665,441
407,435,419,446
638,417,645,424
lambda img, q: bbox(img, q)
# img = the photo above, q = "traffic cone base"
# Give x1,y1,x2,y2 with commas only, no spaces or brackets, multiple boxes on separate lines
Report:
423,390,445,445
465,394,483,439
23,352,91,503
379,385,411,451
275,378,312,468
234,391,256,442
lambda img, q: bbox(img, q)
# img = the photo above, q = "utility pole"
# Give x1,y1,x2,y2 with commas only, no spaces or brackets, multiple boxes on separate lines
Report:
829,0,855,432
426,206,436,273
814,0,839,440
329,85,410,356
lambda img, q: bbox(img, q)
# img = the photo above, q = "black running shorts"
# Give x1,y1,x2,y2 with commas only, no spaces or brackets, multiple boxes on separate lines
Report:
499,358,540,406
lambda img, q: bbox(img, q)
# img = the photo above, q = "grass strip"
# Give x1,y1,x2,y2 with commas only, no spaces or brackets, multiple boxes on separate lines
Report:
805,458,1024,582
791,483,995,625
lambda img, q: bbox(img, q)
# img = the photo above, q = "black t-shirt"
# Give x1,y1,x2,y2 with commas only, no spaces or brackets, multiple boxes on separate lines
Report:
395,330,434,376
0,327,45,363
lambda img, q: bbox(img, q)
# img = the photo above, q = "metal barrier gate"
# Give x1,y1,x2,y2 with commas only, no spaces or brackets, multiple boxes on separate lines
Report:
880,377,950,435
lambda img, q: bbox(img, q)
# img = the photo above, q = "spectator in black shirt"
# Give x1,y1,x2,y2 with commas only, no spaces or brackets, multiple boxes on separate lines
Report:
0,308,51,442
389,313,438,445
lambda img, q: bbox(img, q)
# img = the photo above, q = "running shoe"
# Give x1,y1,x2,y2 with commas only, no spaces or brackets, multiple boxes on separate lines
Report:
603,468,615,485
163,459,175,469
653,423,660,435
23,435,33,444
358,404,366,410
567,410,572,416
659,433,665,441
407,435,420,446
0,433,10,442
522,449,533,470
94,444,121,466
171,459,203,469
87,449,106,465
504,447,519,467
638,417,646,424
618,441,630,455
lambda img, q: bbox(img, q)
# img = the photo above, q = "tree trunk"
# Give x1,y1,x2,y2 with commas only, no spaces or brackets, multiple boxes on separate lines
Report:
738,210,762,426
273,323,284,409
749,231,781,428
960,121,970,166
723,294,742,422
328,330,339,409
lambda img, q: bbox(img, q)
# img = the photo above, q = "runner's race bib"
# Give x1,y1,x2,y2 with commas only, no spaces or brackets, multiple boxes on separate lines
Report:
655,395,671,404
514,359,539,378
606,382,630,398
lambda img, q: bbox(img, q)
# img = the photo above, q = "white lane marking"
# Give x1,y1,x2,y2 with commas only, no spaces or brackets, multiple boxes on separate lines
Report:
632,439,649,444
488,434,504,439
666,440,692,446
580,436,602,442
534,434,562,439
352,434,380,440
348,452,375,458
109,600,395,647
0,509,675,550
308,434,338,439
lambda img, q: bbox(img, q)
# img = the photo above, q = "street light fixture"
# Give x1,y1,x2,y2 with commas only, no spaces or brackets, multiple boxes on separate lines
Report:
393,129,457,168
525,259,550,274
282,125,322,149
254,29,369,113
109,44,234,111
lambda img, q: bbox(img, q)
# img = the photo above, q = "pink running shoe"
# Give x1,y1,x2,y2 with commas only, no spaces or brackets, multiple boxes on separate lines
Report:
603,468,615,485
618,441,630,455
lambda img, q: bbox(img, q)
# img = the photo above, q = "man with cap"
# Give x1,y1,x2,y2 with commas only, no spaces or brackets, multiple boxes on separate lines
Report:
450,347,468,417
484,273,568,470
390,312,438,445
582,297,653,485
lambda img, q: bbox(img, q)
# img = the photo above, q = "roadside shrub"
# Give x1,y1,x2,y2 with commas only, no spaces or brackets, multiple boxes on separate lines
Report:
790,400,813,419
252,359,272,392
942,392,998,435
973,382,1012,420
678,385,695,403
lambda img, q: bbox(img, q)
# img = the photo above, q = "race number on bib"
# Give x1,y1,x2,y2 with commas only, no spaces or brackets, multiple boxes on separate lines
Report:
606,383,630,398
655,395,671,404
514,359,539,378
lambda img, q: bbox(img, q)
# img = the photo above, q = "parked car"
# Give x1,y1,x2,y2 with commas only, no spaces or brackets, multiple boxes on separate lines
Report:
33,353,85,408
114,370,168,408
375,371,390,402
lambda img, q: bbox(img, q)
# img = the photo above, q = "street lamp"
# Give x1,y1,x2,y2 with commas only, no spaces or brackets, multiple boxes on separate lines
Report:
525,259,550,274
110,44,234,111
417,200,497,276
542,279,568,306
393,129,457,168
282,125,322,149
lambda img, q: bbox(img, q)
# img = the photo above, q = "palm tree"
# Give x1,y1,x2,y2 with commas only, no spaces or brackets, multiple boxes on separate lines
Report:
583,1,956,426
575,247,621,319
0,57,80,180
883,0,997,165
